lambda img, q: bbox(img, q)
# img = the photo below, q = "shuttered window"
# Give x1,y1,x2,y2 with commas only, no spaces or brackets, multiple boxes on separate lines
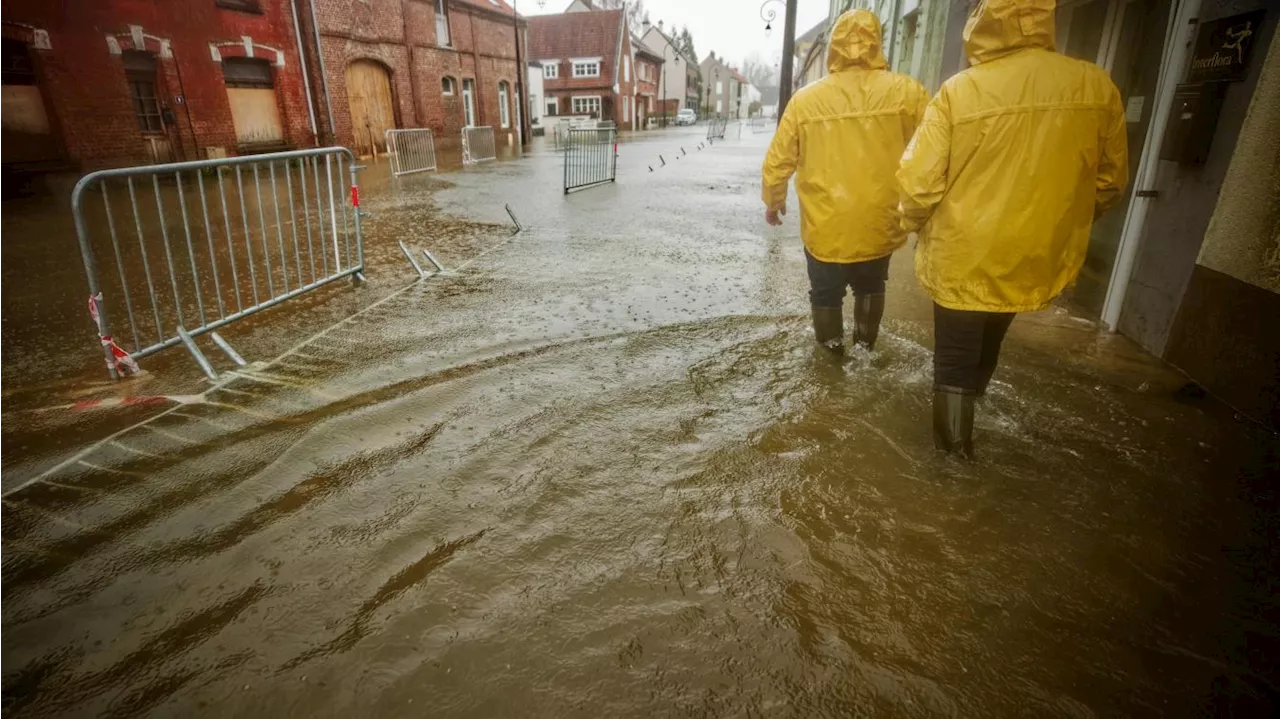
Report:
222,57,274,88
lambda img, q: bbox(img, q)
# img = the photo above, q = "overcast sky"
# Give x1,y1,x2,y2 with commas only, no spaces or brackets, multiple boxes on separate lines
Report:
520,0,830,73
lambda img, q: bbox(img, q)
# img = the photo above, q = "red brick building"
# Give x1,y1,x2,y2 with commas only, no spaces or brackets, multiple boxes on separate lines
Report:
0,0,527,171
303,0,527,156
631,35,661,130
527,7,635,129
1,0,316,169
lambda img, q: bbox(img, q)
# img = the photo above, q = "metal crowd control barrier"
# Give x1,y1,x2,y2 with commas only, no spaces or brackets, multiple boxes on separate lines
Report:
71,147,365,380
386,128,437,176
462,126,496,165
563,127,617,194
749,116,770,133
706,115,728,140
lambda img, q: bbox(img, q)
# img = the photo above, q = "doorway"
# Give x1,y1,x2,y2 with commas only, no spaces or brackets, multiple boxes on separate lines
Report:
345,59,396,156
1,37,61,165
1057,0,1171,315
462,79,476,127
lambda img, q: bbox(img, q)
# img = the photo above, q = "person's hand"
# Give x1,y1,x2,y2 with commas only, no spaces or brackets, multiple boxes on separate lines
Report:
765,206,786,226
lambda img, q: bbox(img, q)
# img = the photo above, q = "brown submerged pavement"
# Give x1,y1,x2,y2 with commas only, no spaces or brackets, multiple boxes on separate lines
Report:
3,126,1278,717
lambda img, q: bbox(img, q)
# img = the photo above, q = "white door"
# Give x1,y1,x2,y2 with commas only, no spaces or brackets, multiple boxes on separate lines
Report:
462,79,475,127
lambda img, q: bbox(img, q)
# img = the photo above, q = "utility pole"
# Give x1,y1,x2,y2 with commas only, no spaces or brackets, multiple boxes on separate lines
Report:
776,0,798,121
513,0,529,146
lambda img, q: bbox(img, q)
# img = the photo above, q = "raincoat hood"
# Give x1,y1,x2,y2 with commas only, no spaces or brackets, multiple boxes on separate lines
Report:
963,0,1056,65
828,9,888,73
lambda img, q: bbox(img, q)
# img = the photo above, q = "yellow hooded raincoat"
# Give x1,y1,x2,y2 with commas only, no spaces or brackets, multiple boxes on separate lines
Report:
897,0,1129,313
761,10,928,264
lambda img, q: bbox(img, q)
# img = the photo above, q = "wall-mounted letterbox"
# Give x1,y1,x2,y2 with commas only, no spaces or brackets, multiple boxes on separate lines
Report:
1160,81,1229,166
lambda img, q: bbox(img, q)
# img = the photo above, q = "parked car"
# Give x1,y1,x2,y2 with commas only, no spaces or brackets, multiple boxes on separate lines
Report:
675,109,698,126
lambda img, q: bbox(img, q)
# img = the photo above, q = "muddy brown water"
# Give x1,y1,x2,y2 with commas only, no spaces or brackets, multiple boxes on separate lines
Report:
3,127,1278,717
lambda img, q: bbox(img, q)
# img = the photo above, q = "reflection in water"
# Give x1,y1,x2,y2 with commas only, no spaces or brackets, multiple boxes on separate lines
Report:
2,129,1277,717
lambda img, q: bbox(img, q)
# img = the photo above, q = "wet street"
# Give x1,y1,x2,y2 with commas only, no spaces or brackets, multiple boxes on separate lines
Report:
3,126,1279,717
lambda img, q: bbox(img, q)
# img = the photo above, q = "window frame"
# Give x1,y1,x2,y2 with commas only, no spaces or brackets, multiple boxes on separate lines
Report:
462,78,476,127
215,0,263,13
545,96,558,116
498,81,510,128
543,63,558,79
572,60,601,78
435,0,452,47
571,94,601,117
441,75,456,96
123,50,164,134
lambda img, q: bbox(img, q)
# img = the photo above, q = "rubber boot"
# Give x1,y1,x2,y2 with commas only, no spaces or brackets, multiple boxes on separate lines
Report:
852,293,885,350
933,386,975,457
811,305,844,353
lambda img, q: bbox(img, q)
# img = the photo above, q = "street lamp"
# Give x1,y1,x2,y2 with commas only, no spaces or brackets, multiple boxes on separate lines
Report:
761,0,784,36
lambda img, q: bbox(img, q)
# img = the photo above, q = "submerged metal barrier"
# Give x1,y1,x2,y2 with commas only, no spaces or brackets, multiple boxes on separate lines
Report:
386,128,438,176
706,115,728,140
462,126,496,165
71,146,364,380
563,127,617,194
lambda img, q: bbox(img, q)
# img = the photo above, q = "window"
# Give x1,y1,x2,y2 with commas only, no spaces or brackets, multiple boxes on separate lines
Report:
222,56,283,146
215,0,262,12
623,55,630,82
572,61,600,78
123,50,163,133
716,80,723,94
462,78,475,126
498,81,510,128
571,95,600,116
529,93,538,118
716,99,722,113
441,76,456,95
543,63,558,79
622,95,629,122
435,0,451,46
545,97,557,116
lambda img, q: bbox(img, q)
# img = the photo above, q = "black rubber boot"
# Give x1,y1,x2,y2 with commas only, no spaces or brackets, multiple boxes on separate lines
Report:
852,292,885,350
811,305,844,353
933,386,975,457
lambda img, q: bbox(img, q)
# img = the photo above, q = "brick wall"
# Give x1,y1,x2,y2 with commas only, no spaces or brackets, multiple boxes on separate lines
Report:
311,0,522,153
4,0,315,169
1,0,525,169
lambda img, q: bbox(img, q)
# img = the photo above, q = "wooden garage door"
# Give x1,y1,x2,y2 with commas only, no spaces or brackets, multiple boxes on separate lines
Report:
345,60,395,156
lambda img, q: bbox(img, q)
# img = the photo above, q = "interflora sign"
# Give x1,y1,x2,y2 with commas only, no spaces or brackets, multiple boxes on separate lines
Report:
1187,10,1267,83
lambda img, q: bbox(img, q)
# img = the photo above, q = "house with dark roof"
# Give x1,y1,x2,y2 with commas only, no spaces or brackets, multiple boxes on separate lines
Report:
528,6,637,128
639,20,699,115
632,35,665,129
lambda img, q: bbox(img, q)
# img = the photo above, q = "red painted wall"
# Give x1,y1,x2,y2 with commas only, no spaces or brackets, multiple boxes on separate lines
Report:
3,0,314,169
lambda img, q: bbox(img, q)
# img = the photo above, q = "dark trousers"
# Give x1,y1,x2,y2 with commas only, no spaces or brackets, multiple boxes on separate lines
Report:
805,251,890,307
933,304,1016,394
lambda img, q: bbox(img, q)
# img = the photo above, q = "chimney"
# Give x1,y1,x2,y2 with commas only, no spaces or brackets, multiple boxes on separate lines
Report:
657,20,663,30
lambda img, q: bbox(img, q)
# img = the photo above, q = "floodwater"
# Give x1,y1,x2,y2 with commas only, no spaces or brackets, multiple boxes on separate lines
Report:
3,126,1278,717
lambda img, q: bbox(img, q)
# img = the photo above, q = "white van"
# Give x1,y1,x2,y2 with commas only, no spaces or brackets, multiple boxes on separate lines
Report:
675,109,698,126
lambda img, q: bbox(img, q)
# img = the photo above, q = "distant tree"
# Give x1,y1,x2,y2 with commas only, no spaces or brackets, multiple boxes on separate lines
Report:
741,51,778,88
749,100,762,116
594,0,648,36
677,25,698,63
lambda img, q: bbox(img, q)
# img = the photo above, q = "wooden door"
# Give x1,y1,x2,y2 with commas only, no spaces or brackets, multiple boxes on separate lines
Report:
345,60,395,156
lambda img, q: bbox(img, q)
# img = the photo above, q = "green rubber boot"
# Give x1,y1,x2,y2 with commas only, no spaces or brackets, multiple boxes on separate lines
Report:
811,305,844,353
852,292,885,350
933,386,975,457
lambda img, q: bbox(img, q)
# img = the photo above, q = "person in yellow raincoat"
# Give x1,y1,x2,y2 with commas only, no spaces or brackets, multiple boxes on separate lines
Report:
761,9,927,353
897,0,1128,455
